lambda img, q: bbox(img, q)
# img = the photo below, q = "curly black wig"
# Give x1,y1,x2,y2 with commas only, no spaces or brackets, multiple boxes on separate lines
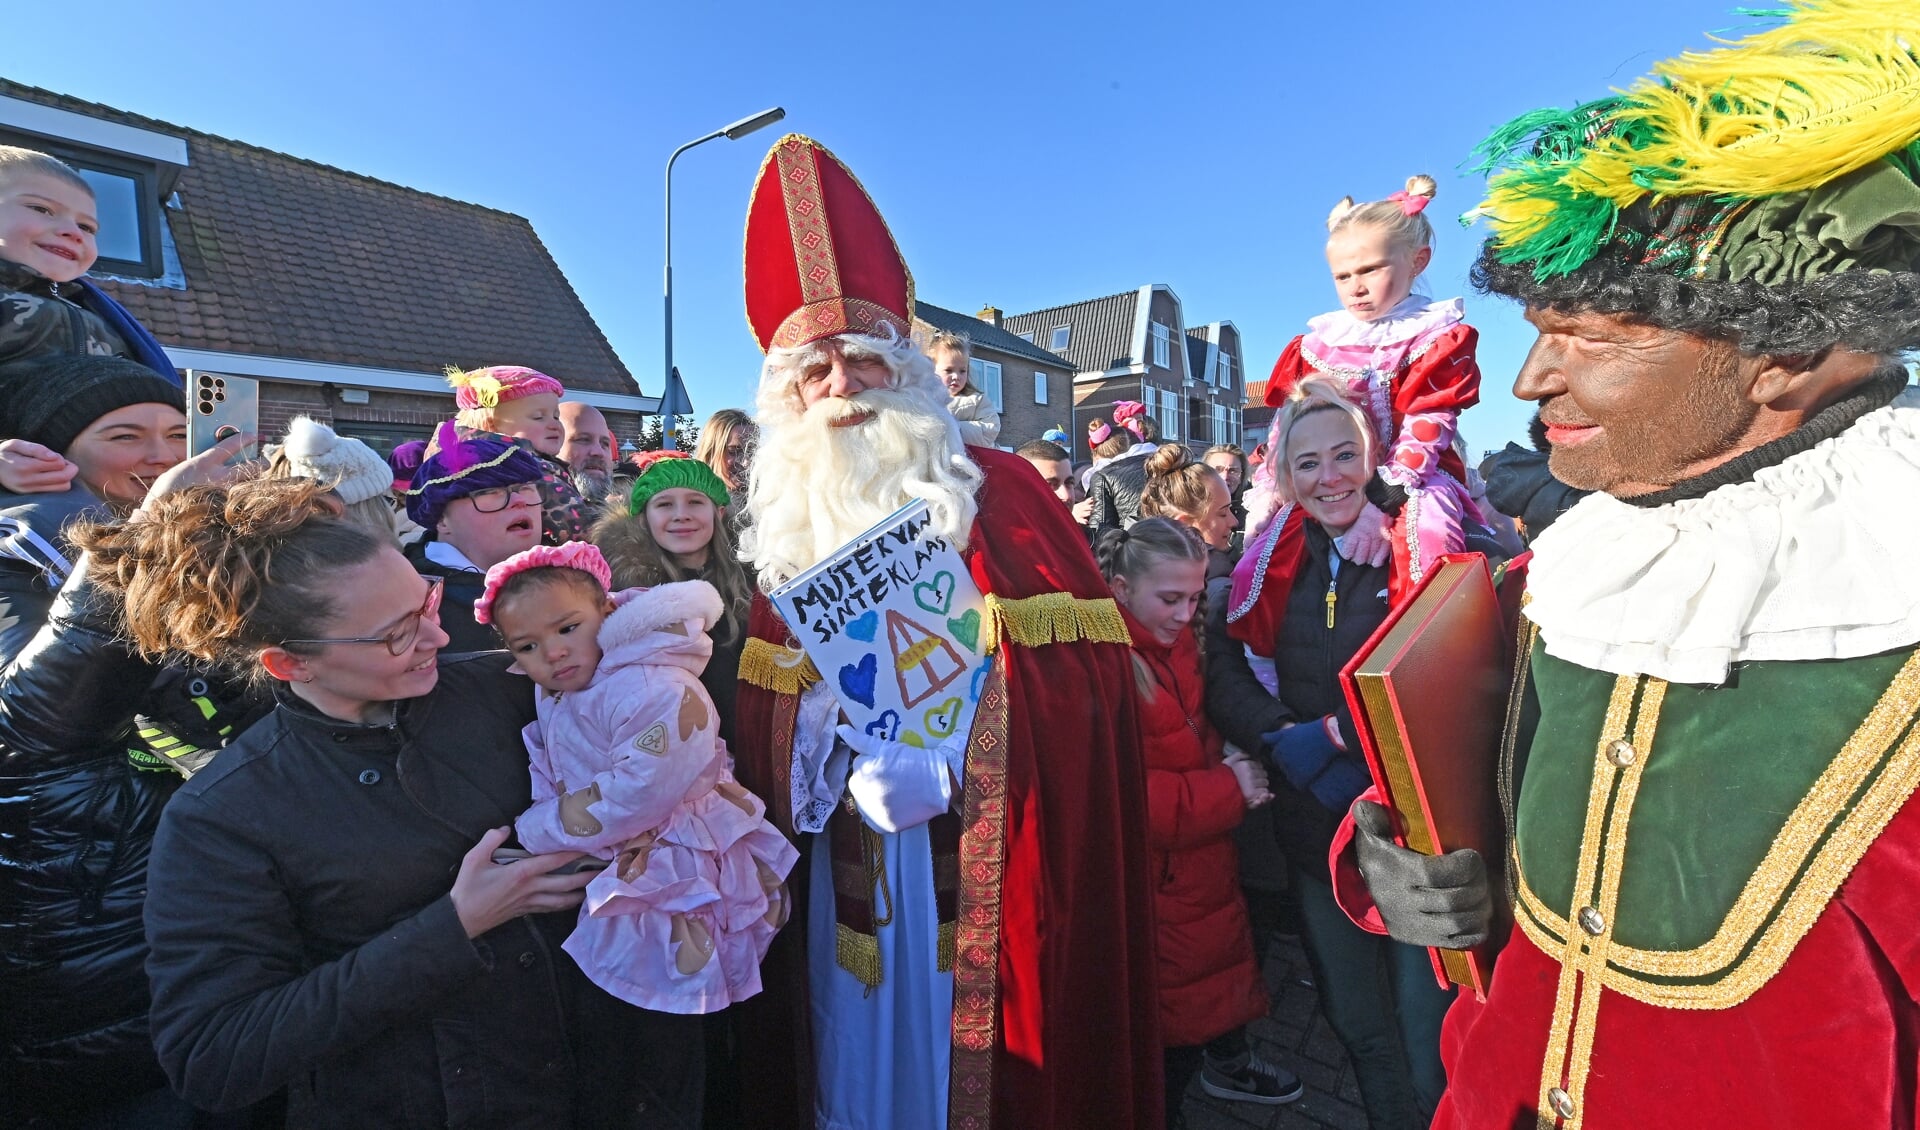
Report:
1471,246,1920,358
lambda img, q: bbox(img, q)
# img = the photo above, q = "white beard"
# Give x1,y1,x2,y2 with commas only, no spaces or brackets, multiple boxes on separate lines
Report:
744,384,982,589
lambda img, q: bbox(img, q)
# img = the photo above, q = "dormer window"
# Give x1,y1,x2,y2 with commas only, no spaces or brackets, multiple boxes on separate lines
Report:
0,95,188,282
1049,325,1071,351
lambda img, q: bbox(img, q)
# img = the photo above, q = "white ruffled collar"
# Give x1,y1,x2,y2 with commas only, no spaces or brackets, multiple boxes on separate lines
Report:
1305,295,1464,349
1524,392,1920,686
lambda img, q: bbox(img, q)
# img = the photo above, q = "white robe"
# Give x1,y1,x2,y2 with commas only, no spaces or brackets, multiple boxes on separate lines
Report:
792,682,964,1130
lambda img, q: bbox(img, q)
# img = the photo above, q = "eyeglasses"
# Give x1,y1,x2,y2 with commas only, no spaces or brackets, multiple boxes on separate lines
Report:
464,481,543,513
283,576,444,657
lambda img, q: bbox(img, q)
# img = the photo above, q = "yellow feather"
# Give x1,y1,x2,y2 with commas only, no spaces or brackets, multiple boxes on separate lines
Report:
1602,0,1920,199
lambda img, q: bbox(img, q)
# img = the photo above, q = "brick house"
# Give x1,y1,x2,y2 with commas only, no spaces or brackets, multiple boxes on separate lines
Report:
911,301,1074,449
0,80,655,454
999,285,1244,463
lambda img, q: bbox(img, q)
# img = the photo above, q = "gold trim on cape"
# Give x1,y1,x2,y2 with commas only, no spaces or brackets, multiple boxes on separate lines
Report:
947,661,1011,1130
982,593,1130,652
739,638,822,695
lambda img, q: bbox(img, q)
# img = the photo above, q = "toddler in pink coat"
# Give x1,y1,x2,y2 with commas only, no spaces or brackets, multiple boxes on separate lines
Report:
477,541,797,1014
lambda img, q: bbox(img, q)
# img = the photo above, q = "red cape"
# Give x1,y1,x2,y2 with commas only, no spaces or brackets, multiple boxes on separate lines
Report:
732,447,1163,1128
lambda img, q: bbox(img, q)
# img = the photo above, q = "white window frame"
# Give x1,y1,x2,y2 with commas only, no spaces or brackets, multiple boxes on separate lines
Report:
1217,353,1233,390
1151,322,1172,369
971,358,1003,411
1049,325,1071,351
1033,371,1048,405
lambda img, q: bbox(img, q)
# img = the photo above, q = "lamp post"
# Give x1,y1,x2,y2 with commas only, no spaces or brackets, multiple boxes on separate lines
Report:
662,106,786,450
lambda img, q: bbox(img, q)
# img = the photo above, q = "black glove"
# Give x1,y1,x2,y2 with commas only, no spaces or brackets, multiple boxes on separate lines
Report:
1351,800,1491,949
1364,475,1409,516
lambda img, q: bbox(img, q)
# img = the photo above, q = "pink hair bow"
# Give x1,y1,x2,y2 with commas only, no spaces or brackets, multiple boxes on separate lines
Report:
1387,190,1430,216
1088,420,1112,445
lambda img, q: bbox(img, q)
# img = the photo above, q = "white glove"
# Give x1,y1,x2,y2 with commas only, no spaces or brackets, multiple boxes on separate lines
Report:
835,724,966,834
1334,500,1392,567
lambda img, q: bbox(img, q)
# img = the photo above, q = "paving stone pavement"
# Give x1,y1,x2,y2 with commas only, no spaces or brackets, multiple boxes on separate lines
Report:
1179,932,1371,1130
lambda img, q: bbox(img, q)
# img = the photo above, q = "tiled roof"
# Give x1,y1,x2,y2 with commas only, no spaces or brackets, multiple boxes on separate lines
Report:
1245,378,1269,407
1002,289,1139,373
912,301,1072,369
0,80,638,396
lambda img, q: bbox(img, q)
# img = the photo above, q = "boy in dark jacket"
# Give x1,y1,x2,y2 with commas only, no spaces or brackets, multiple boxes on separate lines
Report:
0,145,178,494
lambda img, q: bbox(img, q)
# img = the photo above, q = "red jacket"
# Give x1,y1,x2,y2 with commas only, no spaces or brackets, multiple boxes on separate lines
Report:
1123,606,1269,1047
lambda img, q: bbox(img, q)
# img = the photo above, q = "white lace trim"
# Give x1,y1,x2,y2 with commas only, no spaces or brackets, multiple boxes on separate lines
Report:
1525,394,1920,686
1305,295,1464,349
790,680,847,834
1227,502,1295,624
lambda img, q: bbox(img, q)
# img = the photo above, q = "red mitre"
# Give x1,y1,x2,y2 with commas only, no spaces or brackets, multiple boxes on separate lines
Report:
744,134,914,353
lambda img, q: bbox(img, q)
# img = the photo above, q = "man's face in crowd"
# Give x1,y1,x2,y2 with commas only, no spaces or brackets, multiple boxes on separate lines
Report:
560,403,614,473
1513,307,1759,497
1022,455,1075,505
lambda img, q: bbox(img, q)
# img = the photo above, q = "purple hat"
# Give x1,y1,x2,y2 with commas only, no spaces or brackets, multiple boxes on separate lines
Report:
404,421,543,529
387,439,428,492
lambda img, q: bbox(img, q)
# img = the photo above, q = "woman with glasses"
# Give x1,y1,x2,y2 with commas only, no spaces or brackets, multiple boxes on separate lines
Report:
402,422,548,651
40,468,705,1127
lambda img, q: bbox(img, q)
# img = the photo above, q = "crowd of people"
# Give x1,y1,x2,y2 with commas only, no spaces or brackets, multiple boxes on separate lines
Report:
2,3,1918,1128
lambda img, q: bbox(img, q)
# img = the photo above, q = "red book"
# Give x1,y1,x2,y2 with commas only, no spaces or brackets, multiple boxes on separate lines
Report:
1339,552,1528,1000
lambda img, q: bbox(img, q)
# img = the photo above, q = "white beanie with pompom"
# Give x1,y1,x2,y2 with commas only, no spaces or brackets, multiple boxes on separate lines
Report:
282,417,394,506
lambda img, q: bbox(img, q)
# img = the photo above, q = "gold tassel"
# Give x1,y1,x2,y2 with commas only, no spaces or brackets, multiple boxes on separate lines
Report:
835,923,883,988
983,593,1131,653
739,638,822,693
937,920,957,973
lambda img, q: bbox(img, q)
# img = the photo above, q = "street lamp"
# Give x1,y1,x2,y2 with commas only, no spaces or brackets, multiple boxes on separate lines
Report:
662,106,786,449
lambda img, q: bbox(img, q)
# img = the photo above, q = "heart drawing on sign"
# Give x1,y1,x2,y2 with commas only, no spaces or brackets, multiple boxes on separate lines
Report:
914,571,956,616
846,610,879,643
947,608,981,654
864,710,901,742
970,656,993,702
838,653,878,709
924,696,963,738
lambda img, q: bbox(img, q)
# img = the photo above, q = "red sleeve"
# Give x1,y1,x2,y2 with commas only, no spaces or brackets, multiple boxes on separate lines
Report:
1146,762,1245,851
1395,324,1482,418
1263,335,1311,407
1328,783,1392,935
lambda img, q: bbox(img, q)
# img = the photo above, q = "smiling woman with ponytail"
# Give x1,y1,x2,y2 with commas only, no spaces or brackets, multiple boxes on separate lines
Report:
40,471,708,1126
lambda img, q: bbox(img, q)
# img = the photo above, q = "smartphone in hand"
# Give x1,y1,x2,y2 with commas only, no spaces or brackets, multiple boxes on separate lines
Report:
490,848,609,875
185,370,260,460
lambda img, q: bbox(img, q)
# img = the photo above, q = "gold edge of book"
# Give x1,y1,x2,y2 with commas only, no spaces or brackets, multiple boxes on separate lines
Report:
1354,675,1437,856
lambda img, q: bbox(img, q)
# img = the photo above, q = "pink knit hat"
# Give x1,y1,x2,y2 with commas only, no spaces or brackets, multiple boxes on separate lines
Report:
445,365,567,412
473,540,612,626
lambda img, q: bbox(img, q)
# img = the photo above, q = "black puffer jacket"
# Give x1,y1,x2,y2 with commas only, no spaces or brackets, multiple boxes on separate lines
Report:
0,494,271,1124
145,652,701,1128
1203,521,1391,867
1088,450,1151,538
0,549,175,1120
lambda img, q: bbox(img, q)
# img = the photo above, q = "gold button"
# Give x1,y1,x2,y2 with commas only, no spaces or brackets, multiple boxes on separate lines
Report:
1578,907,1605,936
1605,739,1637,767
1548,1087,1575,1119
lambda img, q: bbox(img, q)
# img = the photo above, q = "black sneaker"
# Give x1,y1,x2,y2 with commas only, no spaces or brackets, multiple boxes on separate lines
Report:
1199,1052,1304,1105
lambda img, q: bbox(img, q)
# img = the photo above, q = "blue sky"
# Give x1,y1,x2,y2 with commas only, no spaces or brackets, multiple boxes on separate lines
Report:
6,0,1746,451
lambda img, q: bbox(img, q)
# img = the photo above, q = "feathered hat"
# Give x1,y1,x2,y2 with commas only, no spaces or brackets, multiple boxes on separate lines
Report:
743,134,914,353
404,420,544,528
445,365,566,412
1467,0,1920,282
